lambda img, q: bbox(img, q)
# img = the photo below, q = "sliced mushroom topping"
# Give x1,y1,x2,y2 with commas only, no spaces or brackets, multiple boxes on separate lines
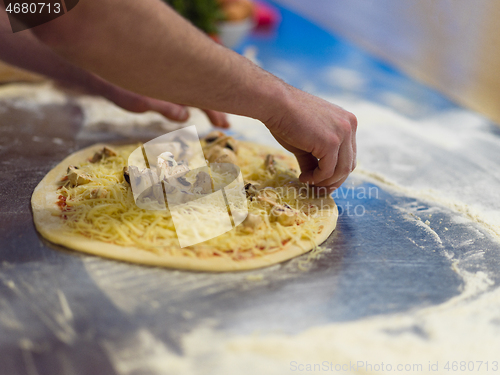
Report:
137,183,165,205
203,131,239,154
241,213,263,232
162,182,197,204
257,195,305,226
223,138,238,153
161,176,193,193
205,145,238,165
158,152,190,181
214,150,238,164
67,165,92,187
244,182,259,200
123,166,130,184
158,152,176,167
204,131,225,143
162,181,177,194
90,146,117,163
264,154,276,174
176,176,191,187
126,165,160,197
193,171,212,194
160,169,192,191
170,164,190,176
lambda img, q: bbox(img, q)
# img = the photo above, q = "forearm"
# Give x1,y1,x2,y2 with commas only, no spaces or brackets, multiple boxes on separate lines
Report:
24,0,357,189
0,10,118,99
31,0,287,122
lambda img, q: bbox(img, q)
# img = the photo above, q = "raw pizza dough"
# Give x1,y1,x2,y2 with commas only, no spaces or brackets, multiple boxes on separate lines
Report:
31,142,338,271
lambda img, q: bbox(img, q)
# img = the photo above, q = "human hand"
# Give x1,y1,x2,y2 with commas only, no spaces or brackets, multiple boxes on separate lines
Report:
57,76,230,128
265,87,357,193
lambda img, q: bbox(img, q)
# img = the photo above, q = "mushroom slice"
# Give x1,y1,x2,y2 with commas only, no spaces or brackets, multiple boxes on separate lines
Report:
126,165,159,199
158,151,176,167
162,182,177,195
241,213,263,232
214,150,238,164
204,131,225,143
137,183,165,205
161,167,192,192
90,146,117,163
223,137,238,153
257,195,305,226
170,165,190,177
158,152,190,181
203,131,239,154
123,166,130,184
193,171,213,194
67,165,93,187
162,182,197,205
176,176,191,188
244,182,259,200
161,175,192,193
264,154,277,174
206,145,238,165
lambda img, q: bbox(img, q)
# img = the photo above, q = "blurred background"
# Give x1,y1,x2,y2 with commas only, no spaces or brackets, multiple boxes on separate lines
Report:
276,0,500,125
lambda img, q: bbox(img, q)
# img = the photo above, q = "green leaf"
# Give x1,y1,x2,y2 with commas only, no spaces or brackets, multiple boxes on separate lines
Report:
162,0,224,34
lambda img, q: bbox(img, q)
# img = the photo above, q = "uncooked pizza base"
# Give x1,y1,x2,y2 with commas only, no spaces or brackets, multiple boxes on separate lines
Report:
31,143,338,272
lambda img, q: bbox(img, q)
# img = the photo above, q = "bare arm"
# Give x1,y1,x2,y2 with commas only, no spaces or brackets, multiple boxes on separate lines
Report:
31,0,357,190
0,8,229,126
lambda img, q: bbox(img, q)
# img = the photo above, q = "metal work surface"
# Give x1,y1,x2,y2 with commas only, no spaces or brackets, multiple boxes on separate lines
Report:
1,3,500,374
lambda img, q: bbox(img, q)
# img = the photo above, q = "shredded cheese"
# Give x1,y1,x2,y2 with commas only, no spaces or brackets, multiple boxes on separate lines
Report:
57,142,331,261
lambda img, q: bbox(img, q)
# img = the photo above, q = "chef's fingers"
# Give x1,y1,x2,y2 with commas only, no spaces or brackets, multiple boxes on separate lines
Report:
296,153,319,182
298,139,340,185
351,117,358,171
140,98,190,121
313,139,353,187
202,109,230,128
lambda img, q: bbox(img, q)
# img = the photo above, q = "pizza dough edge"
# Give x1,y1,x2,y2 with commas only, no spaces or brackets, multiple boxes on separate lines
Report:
31,143,338,272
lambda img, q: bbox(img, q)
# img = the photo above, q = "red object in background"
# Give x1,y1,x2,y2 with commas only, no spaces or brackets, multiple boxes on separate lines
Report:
209,34,222,44
253,1,280,29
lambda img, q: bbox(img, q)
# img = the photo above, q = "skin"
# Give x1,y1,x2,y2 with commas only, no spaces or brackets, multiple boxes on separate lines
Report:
1,0,357,191
0,5,229,127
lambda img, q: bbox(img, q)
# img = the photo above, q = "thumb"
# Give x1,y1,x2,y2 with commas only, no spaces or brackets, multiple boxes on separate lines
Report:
296,153,319,183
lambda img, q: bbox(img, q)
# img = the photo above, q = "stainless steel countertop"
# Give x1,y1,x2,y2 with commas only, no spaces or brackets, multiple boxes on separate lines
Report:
1,3,500,374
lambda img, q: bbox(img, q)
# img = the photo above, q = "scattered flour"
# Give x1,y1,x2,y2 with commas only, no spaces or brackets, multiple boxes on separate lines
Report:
98,96,500,375
3,83,500,374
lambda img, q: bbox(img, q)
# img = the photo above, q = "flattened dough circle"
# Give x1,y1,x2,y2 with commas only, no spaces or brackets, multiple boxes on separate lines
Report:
32,143,338,271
